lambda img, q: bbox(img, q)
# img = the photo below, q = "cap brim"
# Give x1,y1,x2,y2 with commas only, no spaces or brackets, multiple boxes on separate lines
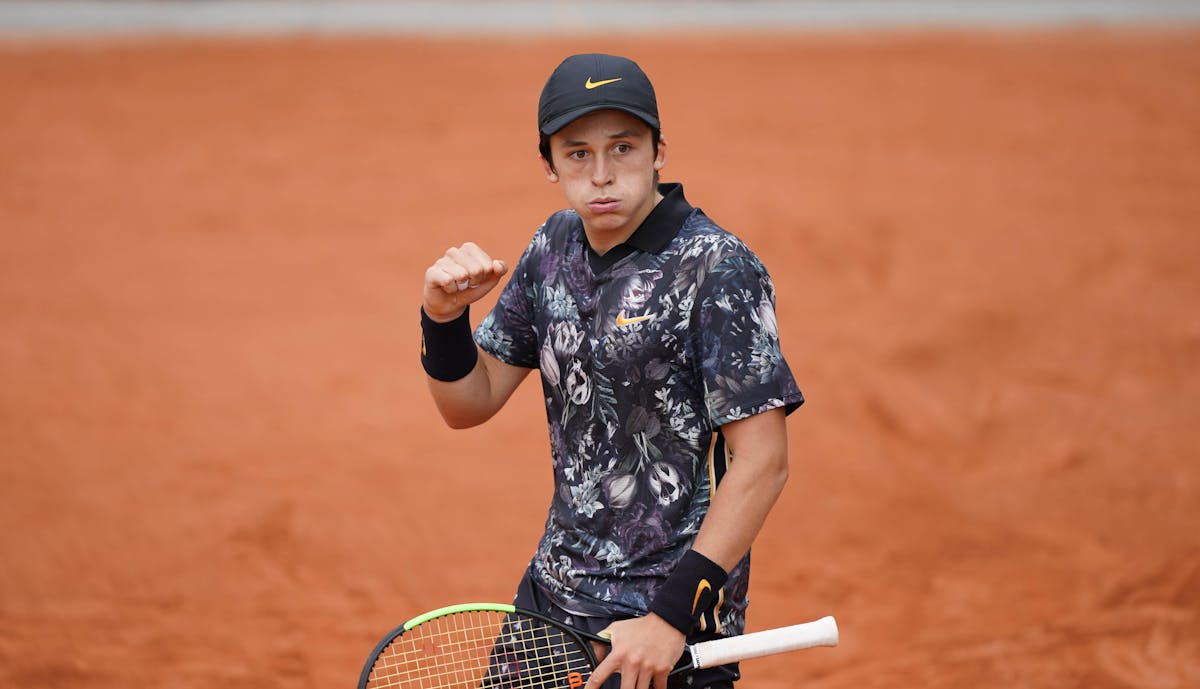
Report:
540,104,661,136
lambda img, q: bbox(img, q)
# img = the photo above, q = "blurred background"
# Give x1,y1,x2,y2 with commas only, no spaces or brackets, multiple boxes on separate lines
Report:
2,2,1198,688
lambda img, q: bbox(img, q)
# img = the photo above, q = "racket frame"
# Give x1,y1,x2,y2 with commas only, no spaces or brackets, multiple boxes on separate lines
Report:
357,603,602,689
358,603,838,689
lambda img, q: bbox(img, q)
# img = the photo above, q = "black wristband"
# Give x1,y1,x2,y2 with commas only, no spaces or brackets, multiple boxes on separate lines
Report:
420,306,478,382
648,549,729,635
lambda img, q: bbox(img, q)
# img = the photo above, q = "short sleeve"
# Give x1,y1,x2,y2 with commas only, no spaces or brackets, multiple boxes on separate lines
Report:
691,254,804,427
474,230,542,369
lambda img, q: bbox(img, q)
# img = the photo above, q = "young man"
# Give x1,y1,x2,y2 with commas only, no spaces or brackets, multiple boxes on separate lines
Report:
420,54,803,689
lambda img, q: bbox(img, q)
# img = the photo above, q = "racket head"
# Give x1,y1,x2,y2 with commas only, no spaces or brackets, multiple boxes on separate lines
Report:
358,603,601,689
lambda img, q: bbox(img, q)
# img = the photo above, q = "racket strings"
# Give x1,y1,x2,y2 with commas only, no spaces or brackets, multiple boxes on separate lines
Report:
366,610,593,689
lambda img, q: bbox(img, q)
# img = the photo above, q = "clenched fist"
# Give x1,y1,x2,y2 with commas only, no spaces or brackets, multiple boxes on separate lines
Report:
423,242,508,322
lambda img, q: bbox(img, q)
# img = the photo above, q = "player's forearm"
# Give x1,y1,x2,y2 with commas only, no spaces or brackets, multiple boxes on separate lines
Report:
426,351,514,429
691,409,790,572
691,454,788,572
646,412,787,636
420,242,514,429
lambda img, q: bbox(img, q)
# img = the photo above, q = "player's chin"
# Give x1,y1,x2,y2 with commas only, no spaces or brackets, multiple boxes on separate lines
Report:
584,211,630,233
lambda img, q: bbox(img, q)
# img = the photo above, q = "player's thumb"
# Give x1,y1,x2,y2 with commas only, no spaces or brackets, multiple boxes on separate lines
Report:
589,628,613,663
492,259,508,276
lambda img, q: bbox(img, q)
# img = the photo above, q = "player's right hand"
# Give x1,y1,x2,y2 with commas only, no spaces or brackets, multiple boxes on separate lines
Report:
423,242,508,322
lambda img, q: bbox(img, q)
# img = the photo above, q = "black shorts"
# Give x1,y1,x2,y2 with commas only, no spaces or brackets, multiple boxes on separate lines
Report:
513,568,739,689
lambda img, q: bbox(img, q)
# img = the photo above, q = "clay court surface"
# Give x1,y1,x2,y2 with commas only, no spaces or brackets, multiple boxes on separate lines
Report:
2,29,1199,688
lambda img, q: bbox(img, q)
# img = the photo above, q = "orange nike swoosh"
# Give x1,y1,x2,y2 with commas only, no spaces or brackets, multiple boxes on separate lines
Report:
616,310,655,327
585,76,622,90
692,579,712,615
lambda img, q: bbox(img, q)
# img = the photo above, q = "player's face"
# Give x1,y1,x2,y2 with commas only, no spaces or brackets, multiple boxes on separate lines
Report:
543,109,667,253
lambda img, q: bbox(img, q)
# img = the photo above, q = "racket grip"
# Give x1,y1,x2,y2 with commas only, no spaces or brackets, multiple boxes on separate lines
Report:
687,616,839,669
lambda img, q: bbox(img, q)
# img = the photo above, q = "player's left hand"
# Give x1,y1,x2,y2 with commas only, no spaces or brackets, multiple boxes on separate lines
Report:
585,613,685,689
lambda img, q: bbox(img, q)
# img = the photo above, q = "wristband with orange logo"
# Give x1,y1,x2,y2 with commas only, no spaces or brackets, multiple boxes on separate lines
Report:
648,549,728,635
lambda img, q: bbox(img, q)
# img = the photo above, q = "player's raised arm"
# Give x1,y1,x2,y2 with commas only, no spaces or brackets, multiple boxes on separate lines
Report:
421,242,530,428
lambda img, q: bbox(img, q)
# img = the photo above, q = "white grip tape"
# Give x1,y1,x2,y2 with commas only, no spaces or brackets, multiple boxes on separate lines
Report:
687,616,839,669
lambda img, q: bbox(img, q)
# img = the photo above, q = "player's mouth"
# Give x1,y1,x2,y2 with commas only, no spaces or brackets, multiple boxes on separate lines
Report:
588,197,621,214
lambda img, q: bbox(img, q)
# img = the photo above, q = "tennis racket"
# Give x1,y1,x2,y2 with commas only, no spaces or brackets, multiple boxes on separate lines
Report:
358,602,837,689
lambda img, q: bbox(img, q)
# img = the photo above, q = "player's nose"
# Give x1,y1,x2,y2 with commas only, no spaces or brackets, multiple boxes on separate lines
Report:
591,154,614,186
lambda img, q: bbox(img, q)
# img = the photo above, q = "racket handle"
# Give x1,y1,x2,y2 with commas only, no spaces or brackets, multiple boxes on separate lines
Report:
687,616,839,669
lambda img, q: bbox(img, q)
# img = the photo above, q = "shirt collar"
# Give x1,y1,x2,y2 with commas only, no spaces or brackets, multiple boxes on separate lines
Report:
625,182,693,254
584,183,693,274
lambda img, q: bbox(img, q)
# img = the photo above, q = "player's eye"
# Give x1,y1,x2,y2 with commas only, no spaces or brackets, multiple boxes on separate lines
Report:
567,150,588,160
613,143,632,154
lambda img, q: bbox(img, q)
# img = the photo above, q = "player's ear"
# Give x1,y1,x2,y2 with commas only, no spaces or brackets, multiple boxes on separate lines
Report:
540,155,559,183
653,137,667,172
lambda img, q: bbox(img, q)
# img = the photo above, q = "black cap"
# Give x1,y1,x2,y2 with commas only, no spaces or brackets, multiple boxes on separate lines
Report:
538,53,660,136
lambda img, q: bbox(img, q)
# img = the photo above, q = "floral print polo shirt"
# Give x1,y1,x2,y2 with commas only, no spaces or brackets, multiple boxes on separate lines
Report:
475,183,803,636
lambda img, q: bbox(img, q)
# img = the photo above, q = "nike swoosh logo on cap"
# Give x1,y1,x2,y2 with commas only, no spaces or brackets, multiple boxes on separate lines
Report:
585,77,622,89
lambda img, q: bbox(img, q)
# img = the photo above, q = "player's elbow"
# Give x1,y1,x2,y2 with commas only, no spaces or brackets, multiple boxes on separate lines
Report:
442,415,476,430
444,416,491,430
765,451,789,496
437,405,494,429
434,395,506,429
758,445,791,496
753,436,791,498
